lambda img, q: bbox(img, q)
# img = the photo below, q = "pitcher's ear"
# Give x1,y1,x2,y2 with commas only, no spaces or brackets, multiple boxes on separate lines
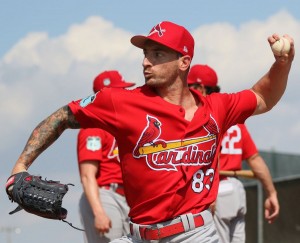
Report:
179,55,192,71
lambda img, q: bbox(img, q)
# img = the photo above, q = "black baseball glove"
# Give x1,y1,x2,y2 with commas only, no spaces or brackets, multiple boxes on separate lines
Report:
6,171,70,220
5,171,84,231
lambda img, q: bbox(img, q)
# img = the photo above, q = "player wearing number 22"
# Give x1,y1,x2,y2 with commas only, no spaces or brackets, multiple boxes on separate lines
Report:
188,64,279,243
7,20,294,243
217,124,279,243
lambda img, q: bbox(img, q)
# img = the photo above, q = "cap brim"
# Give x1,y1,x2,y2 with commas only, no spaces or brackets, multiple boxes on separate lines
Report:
131,35,150,49
114,82,136,88
187,79,202,85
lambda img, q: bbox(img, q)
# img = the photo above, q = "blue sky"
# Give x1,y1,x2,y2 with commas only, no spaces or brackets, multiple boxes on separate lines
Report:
1,0,299,57
0,1,299,243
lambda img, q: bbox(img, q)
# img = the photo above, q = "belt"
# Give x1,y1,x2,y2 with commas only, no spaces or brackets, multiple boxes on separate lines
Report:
101,183,125,197
129,213,205,240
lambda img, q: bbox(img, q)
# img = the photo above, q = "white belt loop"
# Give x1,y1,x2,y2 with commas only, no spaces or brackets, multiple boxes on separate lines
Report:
110,183,118,191
186,213,195,230
156,222,164,229
131,223,142,240
198,209,213,226
179,214,190,232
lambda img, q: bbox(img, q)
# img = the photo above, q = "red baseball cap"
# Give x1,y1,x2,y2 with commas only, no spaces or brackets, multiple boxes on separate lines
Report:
187,65,218,87
93,70,135,92
130,21,194,59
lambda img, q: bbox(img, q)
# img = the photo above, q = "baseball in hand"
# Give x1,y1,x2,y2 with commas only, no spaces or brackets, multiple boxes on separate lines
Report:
271,37,290,56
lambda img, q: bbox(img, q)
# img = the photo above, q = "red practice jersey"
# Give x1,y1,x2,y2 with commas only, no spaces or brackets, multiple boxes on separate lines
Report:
220,124,258,171
68,85,256,224
77,128,123,186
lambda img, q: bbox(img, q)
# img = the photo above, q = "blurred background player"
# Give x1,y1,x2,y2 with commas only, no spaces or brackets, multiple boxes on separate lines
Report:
187,64,220,95
77,70,135,243
188,64,280,243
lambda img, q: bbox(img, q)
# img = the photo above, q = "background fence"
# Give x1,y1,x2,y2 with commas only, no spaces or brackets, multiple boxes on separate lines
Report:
242,150,300,243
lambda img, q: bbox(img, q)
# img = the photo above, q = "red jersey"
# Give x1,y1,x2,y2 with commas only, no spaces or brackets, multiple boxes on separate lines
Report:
220,124,258,171
68,85,256,224
77,128,123,186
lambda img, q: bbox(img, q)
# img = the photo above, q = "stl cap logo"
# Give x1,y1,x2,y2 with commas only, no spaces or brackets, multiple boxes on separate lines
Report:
149,23,166,37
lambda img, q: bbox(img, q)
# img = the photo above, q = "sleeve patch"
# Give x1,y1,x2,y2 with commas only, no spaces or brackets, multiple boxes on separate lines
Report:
79,94,96,107
86,136,102,151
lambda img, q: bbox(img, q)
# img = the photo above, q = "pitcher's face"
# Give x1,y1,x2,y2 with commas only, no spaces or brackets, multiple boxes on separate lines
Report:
142,41,181,88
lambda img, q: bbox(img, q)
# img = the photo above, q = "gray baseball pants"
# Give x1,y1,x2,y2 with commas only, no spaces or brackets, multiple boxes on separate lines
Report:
79,188,130,243
213,177,247,243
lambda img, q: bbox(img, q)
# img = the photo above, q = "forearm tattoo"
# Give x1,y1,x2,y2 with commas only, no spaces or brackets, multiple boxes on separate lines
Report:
20,105,80,168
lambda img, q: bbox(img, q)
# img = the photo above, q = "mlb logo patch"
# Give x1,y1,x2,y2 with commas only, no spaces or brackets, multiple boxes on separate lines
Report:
80,94,96,107
86,136,101,151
